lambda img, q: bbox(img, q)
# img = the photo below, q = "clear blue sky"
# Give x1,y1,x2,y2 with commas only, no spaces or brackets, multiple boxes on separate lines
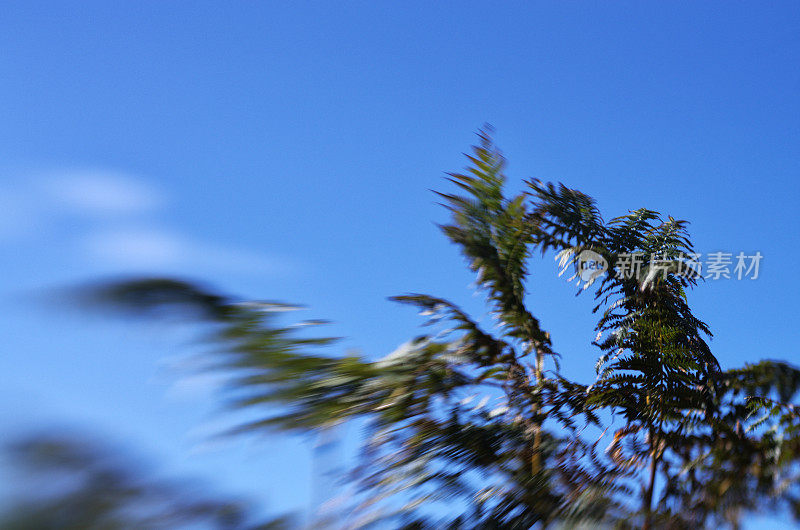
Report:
0,1,798,526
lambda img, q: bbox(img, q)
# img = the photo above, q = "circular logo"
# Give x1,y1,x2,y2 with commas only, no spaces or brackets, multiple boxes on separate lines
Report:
576,250,608,283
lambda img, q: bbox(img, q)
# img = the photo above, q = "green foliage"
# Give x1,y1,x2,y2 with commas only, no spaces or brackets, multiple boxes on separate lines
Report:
84,130,800,528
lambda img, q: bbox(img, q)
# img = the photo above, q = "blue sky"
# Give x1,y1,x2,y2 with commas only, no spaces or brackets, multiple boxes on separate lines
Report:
0,1,798,526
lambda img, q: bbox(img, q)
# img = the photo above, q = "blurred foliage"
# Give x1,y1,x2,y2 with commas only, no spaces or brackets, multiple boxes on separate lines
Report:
81,129,800,529
0,432,293,530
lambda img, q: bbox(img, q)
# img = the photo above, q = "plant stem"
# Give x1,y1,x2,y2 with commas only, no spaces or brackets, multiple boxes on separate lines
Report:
643,426,658,530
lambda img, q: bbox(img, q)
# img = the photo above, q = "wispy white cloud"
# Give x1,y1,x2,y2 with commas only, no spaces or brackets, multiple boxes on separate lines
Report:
83,228,185,268
0,169,165,242
2,168,291,277
39,169,165,215
82,226,284,274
